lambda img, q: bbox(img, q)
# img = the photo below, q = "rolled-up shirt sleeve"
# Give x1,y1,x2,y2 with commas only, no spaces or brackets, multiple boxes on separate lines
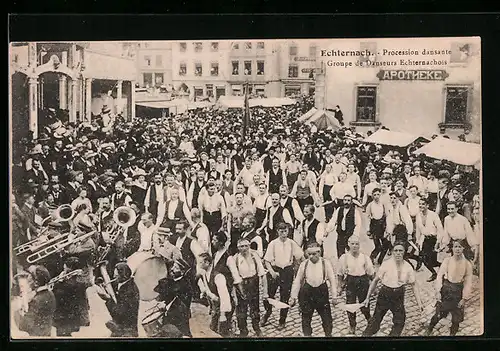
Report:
226,256,243,285
214,274,232,313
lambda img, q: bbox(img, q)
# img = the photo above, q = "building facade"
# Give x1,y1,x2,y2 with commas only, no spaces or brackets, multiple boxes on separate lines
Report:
276,40,317,97
171,40,231,100
318,37,481,142
136,41,173,89
9,42,137,141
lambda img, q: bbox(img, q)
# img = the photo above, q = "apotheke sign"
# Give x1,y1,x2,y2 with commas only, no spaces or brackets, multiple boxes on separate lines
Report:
376,70,449,81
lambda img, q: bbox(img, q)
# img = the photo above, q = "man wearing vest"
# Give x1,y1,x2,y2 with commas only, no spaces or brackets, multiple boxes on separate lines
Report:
232,238,268,337
266,158,287,195
157,188,192,230
337,235,375,335
279,184,305,228
240,215,264,258
257,193,294,247
300,205,326,252
327,194,362,259
262,222,304,330
289,242,338,337
187,170,207,209
111,181,132,210
199,181,227,236
170,221,203,315
189,209,211,254
144,173,165,221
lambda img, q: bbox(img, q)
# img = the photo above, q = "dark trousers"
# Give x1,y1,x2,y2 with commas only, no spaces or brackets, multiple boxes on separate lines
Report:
337,230,354,259
229,227,242,256
428,279,464,335
369,218,390,264
363,285,406,337
236,276,261,336
203,210,222,236
298,283,333,337
421,236,439,274
297,196,314,212
209,299,234,337
263,265,294,324
345,275,371,328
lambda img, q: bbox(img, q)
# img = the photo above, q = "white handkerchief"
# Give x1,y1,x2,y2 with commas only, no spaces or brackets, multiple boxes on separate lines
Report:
337,303,364,313
266,298,290,309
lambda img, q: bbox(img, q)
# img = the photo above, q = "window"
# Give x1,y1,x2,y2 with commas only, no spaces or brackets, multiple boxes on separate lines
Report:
285,85,301,96
257,42,265,50
309,45,317,58
216,87,226,98
194,42,203,52
257,61,265,75
244,61,252,75
155,55,163,67
206,84,214,97
144,55,151,67
445,86,469,124
143,73,153,87
211,62,219,76
288,64,299,78
195,62,203,76
289,45,298,55
155,73,164,86
211,42,219,51
356,86,377,122
232,61,239,75
255,85,265,96
245,42,252,50
194,87,204,98
179,42,187,52
232,42,239,50
179,63,187,76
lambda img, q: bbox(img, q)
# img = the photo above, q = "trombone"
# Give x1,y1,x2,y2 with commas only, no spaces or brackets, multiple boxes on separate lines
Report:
95,260,118,303
14,204,75,256
25,231,97,264
97,206,137,263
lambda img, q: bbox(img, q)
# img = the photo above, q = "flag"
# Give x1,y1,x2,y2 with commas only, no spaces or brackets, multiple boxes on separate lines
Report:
242,82,251,141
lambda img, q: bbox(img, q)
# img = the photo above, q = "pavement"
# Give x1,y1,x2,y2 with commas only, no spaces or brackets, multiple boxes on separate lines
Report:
11,212,482,339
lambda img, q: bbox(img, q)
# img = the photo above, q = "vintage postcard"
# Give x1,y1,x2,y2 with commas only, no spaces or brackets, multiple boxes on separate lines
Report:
9,37,482,339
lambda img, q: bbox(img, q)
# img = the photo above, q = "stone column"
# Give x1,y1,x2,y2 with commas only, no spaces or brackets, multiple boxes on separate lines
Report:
59,76,67,109
116,80,123,114
314,62,325,111
28,76,39,138
129,81,136,121
69,79,77,123
85,78,92,122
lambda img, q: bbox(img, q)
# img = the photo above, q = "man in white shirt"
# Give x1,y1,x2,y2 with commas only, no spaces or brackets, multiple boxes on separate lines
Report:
337,235,374,335
331,154,347,179
189,209,211,254
163,173,187,203
441,202,477,261
416,197,443,282
198,181,227,236
327,194,362,258
247,174,263,201
261,222,304,330
232,238,268,337
345,163,362,200
137,212,160,252
289,242,338,337
407,165,428,194
236,158,258,191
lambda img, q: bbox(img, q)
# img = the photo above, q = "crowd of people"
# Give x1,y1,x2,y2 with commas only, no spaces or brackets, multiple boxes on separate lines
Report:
11,94,481,338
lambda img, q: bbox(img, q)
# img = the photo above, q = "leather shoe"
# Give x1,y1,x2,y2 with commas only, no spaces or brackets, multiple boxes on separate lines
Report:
276,323,285,331
260,312,271,327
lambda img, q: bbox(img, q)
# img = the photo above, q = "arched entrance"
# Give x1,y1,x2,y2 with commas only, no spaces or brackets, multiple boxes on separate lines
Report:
38,71,72,126
11,71,29,144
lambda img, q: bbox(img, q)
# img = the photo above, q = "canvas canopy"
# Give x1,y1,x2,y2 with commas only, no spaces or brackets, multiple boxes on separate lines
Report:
307,109,341,130
298,107,318,122
216,96,296,109
413,137,481,169
364,129,427,147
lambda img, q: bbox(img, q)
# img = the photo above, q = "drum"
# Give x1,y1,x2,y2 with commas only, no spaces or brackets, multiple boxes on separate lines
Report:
127,251,168,301
141,309,165,337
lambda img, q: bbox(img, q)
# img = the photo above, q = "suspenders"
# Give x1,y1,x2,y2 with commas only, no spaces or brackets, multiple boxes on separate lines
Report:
301,258,326,288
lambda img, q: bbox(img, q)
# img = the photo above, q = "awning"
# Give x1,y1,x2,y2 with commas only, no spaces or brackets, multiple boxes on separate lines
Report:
307,110,341,130
136,99,190,109
298,107,318,122
216,96,297,109
364,129,428,147
413,137,481,169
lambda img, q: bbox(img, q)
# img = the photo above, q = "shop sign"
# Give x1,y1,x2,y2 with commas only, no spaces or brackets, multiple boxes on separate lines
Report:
294,56,316,62
376,69,449,81
301,68,317,73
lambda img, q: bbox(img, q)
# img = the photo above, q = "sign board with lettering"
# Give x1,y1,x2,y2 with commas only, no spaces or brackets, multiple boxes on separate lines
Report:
376,70,449,81
301,68,317,73
294,57,316,62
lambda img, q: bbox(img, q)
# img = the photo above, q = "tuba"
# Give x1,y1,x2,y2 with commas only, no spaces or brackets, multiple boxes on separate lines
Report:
97,206,137,263
14,204,75,256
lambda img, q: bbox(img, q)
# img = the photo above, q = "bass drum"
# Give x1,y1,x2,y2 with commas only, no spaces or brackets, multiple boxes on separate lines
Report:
127,251,168,301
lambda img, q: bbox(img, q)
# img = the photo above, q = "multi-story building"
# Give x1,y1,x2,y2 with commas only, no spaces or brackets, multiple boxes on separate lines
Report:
136,41,173,88
318,37,481,142
276,40,318,97
171,40,230,100
226,40,281,97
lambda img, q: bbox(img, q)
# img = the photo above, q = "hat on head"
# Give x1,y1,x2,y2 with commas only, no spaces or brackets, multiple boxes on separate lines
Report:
83,150,98,159
382,167,393,174
63,144,76,152
101,105,111,114
36,133,51,142
53,127,67,139
29,144,43,155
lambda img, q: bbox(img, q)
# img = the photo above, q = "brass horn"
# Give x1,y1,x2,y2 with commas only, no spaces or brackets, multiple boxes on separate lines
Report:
113,206,137,228
52,204,75,223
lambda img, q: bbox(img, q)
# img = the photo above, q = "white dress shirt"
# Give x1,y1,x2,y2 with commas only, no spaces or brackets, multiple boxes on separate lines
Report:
290,258,337,300
443,214,476,247
338,252,375,277
138,221,158,251
191,222,211,253
386,202,413,235
264,238,303,269
330,182,356,201
415,209,444,246
233,251,266,281
377,258,416,288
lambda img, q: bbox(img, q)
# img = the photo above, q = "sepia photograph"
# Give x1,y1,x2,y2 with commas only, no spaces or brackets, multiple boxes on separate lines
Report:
9,37,482,339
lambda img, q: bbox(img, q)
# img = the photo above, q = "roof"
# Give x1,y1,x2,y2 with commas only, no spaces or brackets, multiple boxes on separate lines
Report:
413,137,481,168
364,129,427,147
307,110,341,130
